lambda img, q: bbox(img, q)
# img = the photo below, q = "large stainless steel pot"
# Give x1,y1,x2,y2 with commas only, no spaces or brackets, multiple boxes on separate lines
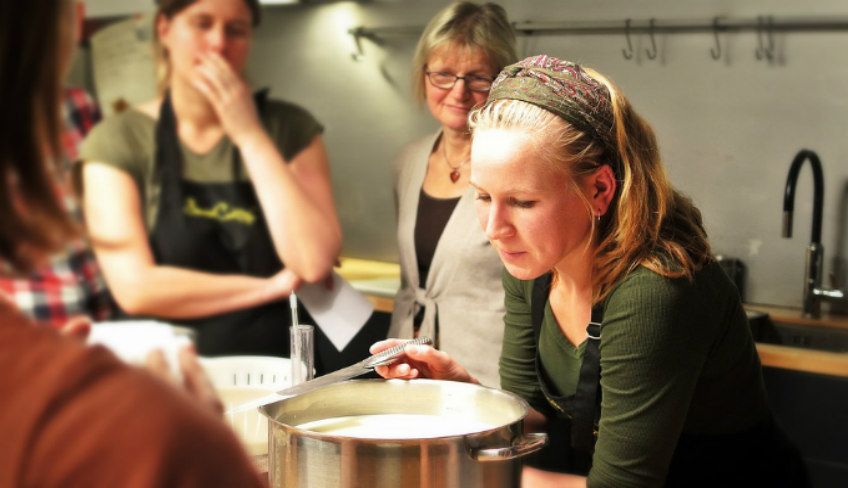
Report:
259,379,546,488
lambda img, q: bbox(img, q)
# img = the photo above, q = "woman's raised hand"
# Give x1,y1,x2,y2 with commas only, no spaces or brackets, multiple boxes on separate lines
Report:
192,52,262,146
146,345,225,417
369,339,479,384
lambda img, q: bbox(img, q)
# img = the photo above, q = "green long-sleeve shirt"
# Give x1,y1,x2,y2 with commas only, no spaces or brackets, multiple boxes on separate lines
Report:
500,261,771,487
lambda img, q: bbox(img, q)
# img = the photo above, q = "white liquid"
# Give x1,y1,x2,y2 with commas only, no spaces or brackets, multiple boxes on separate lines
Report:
296,414,498,439
219,386,274,455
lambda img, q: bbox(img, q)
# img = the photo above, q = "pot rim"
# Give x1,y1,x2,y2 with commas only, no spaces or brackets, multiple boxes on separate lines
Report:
259,378,532,442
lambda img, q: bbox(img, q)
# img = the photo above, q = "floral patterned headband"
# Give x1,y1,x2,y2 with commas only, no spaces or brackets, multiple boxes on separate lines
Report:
488,55,618,170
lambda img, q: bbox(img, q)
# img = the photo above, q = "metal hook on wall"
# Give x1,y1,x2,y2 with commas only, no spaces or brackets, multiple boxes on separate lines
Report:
350,27,366,61
710,17,722,60
765,15,776,60
645,18,658,60
347,26,385,62
755,15,775,61
622,18,634,60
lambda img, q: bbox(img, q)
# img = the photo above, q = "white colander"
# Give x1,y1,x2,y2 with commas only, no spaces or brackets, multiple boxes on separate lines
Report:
199,356,292,456
200,355,292,389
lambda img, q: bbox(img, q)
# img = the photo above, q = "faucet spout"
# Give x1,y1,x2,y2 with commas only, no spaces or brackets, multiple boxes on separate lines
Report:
782,149,824,243
782,149,827,317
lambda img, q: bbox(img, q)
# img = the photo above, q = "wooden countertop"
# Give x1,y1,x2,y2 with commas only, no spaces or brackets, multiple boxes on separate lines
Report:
756,343,848,378
744,304,848,378
744,303,848,331
336,257,399,314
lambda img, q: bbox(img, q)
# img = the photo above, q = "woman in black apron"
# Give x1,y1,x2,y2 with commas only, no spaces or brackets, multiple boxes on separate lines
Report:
80,0,342,364
372,55,808,487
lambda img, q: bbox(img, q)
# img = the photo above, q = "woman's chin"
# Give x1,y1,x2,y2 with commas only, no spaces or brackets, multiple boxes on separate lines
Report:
503,263,548,281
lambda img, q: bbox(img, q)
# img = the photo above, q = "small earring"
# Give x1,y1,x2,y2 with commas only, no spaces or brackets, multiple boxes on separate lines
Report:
595,212,602,222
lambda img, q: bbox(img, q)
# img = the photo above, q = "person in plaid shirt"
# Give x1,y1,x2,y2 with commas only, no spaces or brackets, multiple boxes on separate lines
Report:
0,87,112,328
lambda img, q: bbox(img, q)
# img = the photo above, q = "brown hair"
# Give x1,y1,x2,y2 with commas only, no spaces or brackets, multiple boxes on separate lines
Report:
153,0,261,92
155,0,261,26
0,0,78,273
412,2,517,103
470,69,712,303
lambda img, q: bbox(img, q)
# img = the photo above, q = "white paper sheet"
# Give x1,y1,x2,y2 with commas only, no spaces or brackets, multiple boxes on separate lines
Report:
296,272,374,352
89,14,157,116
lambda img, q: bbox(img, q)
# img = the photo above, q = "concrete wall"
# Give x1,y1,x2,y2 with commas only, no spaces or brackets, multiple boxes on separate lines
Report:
82,0,848,310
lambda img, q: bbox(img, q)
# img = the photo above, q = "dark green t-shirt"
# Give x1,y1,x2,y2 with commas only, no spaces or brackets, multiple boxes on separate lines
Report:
79,99,323,229
500,261,771,487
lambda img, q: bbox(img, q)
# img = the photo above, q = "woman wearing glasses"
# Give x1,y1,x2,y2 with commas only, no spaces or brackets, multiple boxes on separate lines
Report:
389,2,517,386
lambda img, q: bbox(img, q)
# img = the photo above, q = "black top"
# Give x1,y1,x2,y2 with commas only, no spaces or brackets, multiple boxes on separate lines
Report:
414,189,460,288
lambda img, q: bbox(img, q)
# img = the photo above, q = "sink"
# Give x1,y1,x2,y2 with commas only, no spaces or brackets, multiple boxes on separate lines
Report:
748,311,848,353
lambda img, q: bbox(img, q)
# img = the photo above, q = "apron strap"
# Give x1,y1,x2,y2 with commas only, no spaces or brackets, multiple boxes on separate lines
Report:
571,310,602,453
156,88,271,199
154,92,183,228
530,273,603,455
531,273,552,344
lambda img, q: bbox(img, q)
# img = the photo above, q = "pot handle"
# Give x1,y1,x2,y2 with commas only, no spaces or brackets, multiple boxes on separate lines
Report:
470,432,548,462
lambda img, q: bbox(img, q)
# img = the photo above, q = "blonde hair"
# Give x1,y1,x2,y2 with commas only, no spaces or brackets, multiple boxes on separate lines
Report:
469,70,711,303
412,2,517,103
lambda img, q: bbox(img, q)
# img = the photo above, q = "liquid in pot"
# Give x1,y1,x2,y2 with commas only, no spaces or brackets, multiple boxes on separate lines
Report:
296,414,498,439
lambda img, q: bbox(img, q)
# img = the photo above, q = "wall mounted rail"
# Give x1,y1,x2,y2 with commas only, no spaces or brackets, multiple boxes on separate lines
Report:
349,16,848,61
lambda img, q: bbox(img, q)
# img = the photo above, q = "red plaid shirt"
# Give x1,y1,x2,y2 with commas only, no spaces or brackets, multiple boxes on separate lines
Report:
0,88,112,328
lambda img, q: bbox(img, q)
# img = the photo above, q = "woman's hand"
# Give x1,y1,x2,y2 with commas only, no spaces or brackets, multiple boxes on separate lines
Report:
522,466,587,488
192,52,263,147
1,293,92,341
146,346,224,417
265,268,302,301
57,315,92,341
369,339,479,384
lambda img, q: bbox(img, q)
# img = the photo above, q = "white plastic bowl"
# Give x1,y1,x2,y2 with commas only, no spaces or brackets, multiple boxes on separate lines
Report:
88,320,192,376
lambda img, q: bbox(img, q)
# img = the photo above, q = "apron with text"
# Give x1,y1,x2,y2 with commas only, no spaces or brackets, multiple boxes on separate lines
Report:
149,91,292,357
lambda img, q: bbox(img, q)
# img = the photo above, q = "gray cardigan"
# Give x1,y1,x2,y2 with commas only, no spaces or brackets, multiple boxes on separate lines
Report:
389,132,506,387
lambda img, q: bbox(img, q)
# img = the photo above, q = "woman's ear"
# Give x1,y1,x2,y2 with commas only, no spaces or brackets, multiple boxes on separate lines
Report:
590,164,617,217
156,14,171,48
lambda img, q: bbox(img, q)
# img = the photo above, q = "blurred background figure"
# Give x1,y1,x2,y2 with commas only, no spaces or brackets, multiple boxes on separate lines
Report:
0,0,111,330
80,0,343,362
0,1,266,485
389,1,517,387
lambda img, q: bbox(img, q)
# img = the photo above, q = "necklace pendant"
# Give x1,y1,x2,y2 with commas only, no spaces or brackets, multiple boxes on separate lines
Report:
449,169,461,183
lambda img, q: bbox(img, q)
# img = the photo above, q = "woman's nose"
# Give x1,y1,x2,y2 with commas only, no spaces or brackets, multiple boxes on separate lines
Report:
484,205,513,241
449,78,471,100
205,26,226,52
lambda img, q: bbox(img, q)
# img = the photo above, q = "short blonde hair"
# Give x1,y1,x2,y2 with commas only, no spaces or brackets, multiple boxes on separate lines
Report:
412,2,517,103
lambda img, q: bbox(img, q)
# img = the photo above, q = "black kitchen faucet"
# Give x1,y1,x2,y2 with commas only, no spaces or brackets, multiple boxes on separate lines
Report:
782,149,846,317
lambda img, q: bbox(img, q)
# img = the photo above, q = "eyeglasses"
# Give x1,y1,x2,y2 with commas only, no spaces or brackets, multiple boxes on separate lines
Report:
425,71,494,92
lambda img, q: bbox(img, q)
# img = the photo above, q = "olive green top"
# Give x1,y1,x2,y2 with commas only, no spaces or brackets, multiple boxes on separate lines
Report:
500,261,771,487
80,99,322,229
